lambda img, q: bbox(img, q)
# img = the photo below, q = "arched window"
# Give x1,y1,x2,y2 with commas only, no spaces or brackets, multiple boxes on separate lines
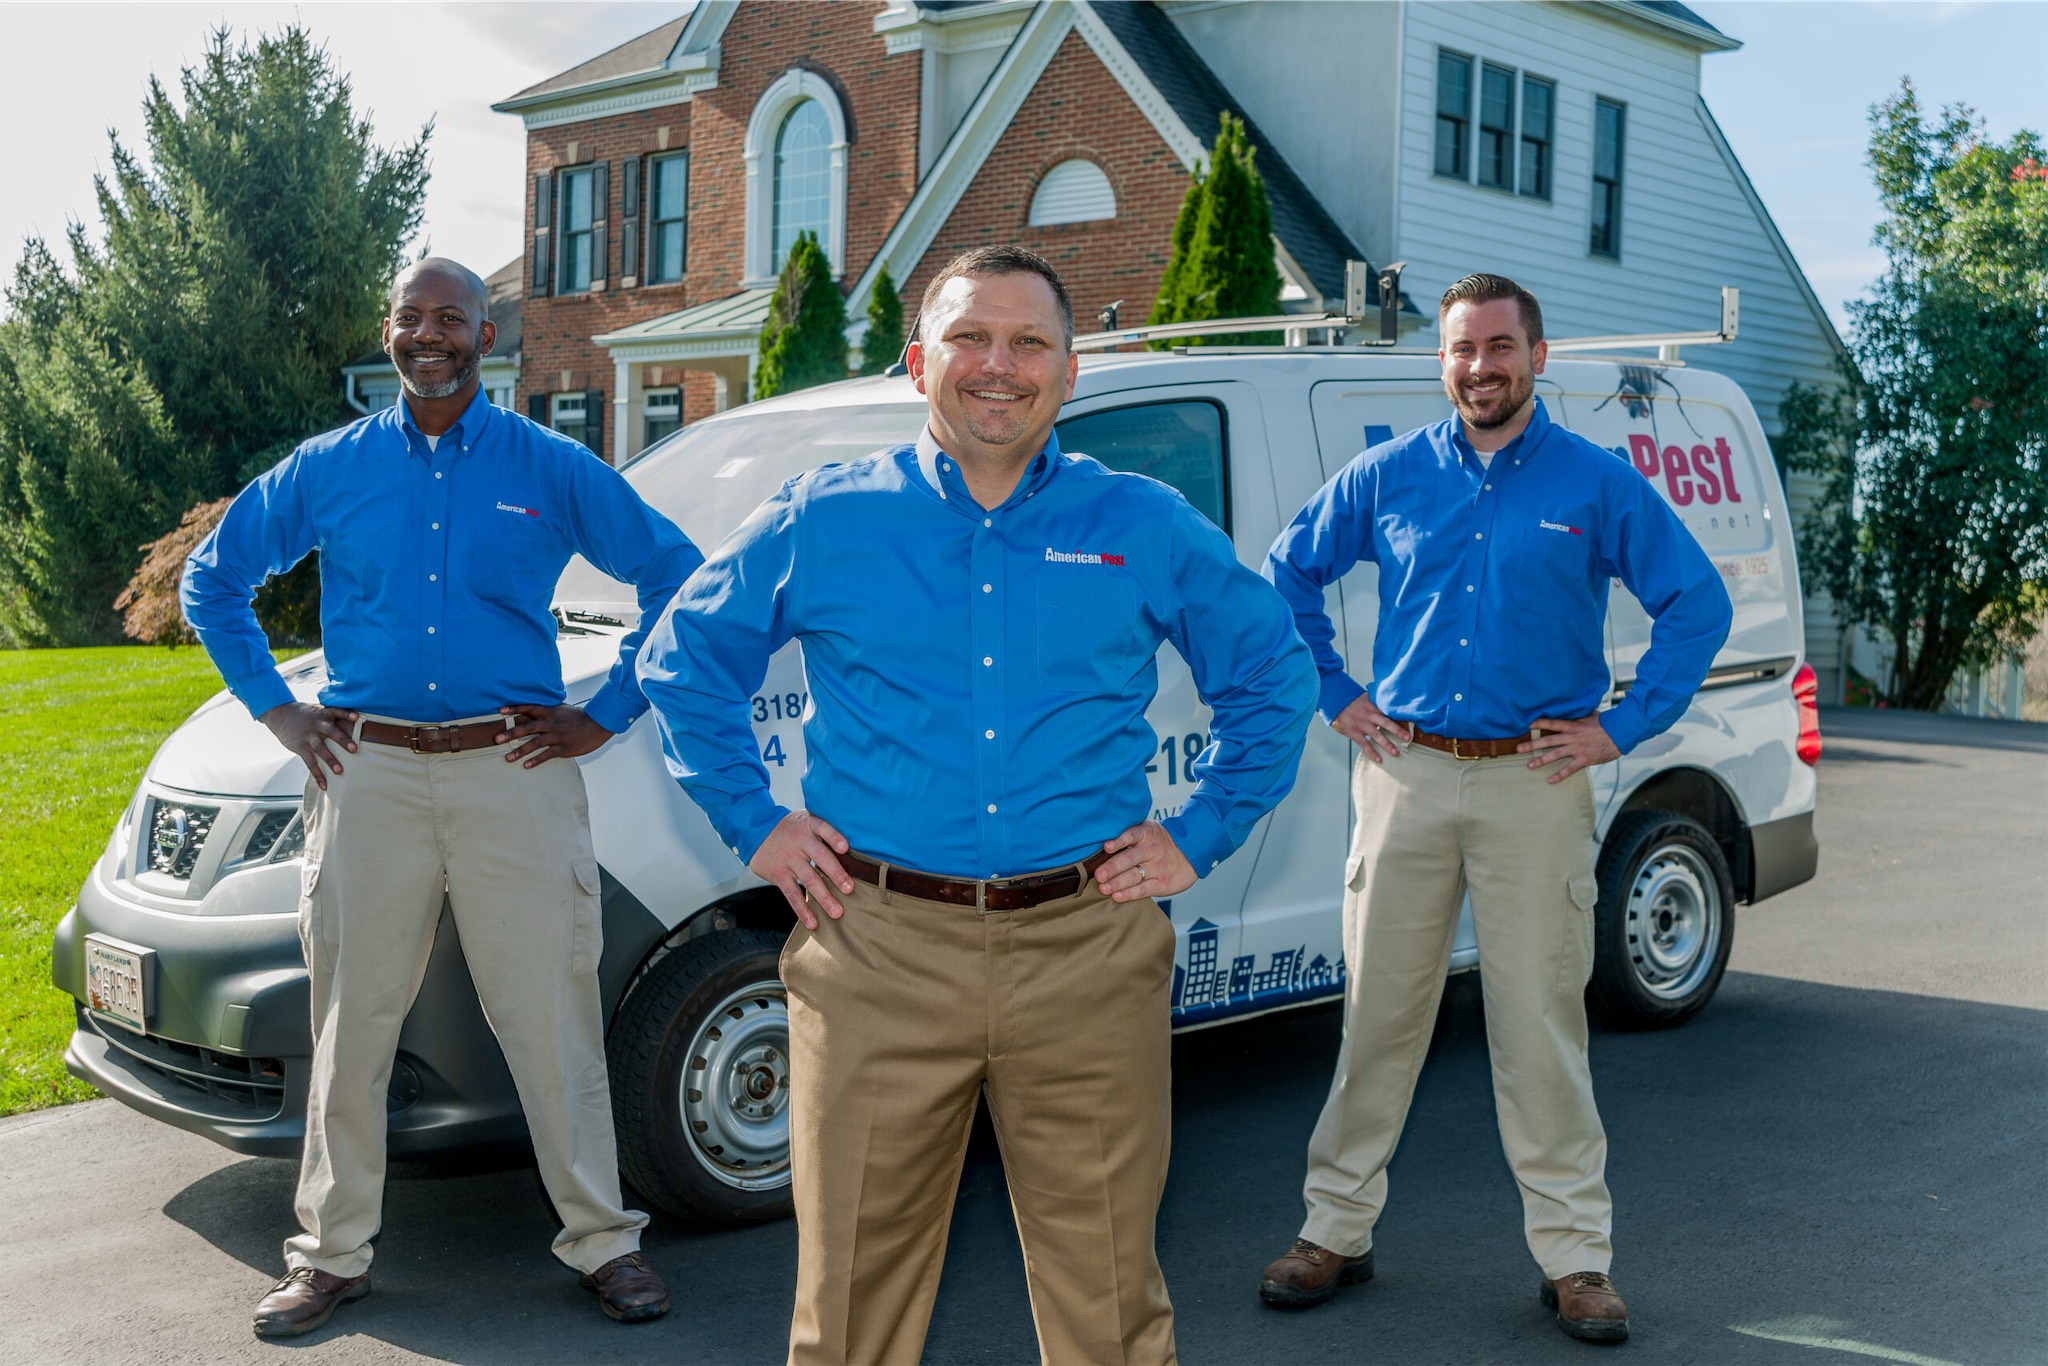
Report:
743,69,849,286
773,100,833,271
1028,159,1117,226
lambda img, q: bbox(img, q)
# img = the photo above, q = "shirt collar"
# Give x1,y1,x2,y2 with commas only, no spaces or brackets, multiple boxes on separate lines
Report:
395,385,494,458
914,425,1063,512
1451,395,1551,468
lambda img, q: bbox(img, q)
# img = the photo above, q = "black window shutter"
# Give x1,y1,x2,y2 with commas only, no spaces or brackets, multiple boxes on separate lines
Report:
593,162,610,283
621,156,641,283
531,173,552,296
586,389,605,457
527,392,547,424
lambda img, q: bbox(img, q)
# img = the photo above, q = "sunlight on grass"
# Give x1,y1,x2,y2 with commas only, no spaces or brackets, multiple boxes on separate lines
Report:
0,647,253,1116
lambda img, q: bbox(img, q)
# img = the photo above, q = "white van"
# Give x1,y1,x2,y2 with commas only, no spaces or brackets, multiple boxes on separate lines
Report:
53,345,1820,1229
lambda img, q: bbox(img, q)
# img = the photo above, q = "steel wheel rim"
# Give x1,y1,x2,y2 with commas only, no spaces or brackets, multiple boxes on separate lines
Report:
1623,842,1721,999
678,980,791,1191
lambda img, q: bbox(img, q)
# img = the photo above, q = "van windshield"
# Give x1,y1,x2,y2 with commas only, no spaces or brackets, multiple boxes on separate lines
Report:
555,403,927,606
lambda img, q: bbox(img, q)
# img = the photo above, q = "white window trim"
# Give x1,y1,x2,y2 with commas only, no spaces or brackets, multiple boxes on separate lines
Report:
743,68,848,287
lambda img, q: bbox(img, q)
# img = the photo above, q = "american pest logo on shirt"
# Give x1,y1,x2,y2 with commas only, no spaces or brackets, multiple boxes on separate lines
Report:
1044,547,1126,566
496,501,541,518
1538,520,1584,537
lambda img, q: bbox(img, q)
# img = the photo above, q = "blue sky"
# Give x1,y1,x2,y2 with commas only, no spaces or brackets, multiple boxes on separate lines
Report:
3,2,2043,335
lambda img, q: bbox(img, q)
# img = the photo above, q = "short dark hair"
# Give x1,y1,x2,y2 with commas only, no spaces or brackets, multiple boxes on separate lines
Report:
916,244,1074,348
1438,272,1543,346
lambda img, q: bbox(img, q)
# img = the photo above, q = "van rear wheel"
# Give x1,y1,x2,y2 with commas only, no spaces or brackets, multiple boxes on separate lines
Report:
606,928,795,1226
1588,810,1734,1029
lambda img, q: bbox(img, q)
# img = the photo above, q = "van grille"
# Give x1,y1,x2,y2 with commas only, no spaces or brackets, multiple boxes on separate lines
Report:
146,800,218,879
83,1011,285,1117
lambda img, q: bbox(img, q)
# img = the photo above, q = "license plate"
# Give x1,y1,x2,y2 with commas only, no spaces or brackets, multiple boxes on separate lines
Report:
84,934,152,1033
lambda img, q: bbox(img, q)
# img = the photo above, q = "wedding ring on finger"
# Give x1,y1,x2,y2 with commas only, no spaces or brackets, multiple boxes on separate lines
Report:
1136,864,1148,881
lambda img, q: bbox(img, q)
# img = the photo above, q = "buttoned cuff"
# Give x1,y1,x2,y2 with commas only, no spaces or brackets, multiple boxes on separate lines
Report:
233,670,295,721
1597,707,1647,757
1163,802,1233,880
582,685,643,736
719,790,791,867
1318,671,1367,726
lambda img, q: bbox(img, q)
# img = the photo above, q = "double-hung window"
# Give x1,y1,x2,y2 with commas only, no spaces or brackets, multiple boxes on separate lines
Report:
1434,51,1471,179
1519,77,1554,200
1477,63,1515,190
643,388,682,446
648,154,688,284
1592,98,1626,257
557,166,596,294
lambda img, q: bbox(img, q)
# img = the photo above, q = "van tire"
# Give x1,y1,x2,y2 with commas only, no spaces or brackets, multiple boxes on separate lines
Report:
606,928,795,1226
1588,810,1734,1029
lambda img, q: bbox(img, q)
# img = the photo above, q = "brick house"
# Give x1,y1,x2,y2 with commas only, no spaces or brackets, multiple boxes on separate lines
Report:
489,0,1376,467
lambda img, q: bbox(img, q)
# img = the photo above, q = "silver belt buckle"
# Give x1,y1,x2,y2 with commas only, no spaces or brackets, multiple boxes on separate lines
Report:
408,724,452,753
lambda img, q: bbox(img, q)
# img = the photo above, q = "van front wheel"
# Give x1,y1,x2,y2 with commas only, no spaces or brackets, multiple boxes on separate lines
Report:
1588,810,1734,1029
606,927,796,1226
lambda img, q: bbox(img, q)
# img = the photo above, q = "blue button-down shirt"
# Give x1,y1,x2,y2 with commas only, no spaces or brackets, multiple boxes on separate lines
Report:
638,429,1318,879
182,389,702,731
1263,399,1731,754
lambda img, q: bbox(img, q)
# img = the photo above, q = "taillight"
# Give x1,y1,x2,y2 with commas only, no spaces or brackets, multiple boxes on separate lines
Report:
1792,661,1822,765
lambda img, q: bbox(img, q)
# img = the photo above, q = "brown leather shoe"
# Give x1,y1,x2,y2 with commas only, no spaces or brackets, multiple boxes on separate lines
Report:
251,1266,370,1337
1542,1271,1630,1342
579,1251,670,1323
1257,1238,1374,1308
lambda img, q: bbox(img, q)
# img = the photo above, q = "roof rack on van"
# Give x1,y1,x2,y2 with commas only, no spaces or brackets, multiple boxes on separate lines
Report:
1072,261,1739,366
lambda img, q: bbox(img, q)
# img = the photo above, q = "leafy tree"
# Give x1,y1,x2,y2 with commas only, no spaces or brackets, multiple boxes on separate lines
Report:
0,24,428,646
1779,81,2047,709
859,262,906,376
755,232,848,399
1147,112,1283,347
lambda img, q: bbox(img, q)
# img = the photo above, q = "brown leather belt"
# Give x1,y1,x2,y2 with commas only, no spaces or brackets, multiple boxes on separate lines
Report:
841,849,1113,912
356,719,509,754
1407,725,1529,761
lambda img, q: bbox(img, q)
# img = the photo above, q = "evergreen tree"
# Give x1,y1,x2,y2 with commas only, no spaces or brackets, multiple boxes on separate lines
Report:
859,263,906,376
1147,112,1283,347
0,25,428,645
755,232,849,399
1780,81,2047,708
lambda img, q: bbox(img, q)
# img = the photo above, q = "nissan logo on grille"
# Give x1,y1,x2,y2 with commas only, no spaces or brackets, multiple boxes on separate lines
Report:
147,800,218,879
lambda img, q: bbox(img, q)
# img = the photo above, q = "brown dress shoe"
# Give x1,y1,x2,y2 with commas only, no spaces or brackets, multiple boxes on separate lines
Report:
1257,1238,1374,1308
1542,1271,1630,1342
579,1251,670,1323
251,1266,371,1337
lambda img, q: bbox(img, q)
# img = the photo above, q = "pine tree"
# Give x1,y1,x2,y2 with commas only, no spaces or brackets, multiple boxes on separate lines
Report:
754,232,850,400
859,263,906,376
0,25,428,645
1147,112,1283,347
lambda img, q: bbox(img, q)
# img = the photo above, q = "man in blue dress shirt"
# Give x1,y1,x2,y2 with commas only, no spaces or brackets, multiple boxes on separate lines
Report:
1255,274,1732,1342
639,245,1317,1365
182,259,700,1337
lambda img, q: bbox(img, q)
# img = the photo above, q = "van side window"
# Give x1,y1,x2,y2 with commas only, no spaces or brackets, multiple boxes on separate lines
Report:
1056,400,1229,532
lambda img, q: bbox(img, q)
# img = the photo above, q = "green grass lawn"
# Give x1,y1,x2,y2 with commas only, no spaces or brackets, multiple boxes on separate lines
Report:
0,646,253,1117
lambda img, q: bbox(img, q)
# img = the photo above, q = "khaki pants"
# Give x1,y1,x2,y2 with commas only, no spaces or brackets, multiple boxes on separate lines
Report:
285,715,648,1278
1299,746,1613,1279
780,864,1179,1366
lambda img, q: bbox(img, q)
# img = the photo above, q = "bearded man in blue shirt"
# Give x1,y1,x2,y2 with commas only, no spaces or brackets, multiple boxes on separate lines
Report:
1256,273,1732,1343
639,244,1318,1365
182,258,699,1337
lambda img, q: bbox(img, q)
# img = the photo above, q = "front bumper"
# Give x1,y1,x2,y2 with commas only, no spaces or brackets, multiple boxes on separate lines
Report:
54,862,530,1160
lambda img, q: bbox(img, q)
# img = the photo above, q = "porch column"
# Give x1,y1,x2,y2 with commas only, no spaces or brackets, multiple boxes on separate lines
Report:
612,356,632,466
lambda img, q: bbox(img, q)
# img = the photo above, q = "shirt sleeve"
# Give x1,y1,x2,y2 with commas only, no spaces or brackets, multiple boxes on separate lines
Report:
1595,473,1734,754
636,483,800,863
560,450,707,734
1262,453,1378,723
179,449,318,719
1159,500,1320,875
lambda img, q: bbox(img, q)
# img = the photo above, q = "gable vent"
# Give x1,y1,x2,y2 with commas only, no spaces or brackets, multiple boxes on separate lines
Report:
1028,159,1116,226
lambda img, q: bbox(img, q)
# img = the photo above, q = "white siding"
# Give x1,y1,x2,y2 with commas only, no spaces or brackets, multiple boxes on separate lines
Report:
1165,0,1404,262
1394,0,1849,694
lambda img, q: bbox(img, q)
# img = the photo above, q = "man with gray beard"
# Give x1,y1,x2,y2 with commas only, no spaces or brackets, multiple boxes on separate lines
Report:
183,258,700,1337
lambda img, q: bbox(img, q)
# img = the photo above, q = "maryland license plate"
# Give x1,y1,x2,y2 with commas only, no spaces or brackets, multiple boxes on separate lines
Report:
84,933,152,1033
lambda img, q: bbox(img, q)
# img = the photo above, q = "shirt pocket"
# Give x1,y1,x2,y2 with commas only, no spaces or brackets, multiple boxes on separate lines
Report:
1036,575,1147,691
1501,514,1598,621
464,502,566,608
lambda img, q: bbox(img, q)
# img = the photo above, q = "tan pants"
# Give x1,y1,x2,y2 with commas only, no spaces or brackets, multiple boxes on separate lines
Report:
1299,746,1613,1279
285,715,648,1278
780,864,1179,1366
